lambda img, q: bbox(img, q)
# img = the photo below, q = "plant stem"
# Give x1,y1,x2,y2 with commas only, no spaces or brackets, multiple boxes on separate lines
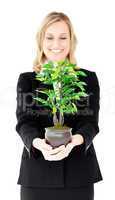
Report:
53,112,59,126
59,112,64,126
58,81,64,126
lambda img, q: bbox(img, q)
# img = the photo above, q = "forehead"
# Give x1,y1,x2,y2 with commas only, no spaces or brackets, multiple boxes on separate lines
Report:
45,20,70,35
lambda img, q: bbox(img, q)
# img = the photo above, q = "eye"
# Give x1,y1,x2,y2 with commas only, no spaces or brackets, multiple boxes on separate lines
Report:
46,37,53,40
60,37,67,40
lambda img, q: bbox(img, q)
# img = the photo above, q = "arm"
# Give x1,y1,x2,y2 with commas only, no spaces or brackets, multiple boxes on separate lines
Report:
72,71,100,155
15,72,42,157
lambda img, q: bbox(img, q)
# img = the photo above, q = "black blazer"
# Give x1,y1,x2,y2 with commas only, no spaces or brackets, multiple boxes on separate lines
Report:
15,68,103,188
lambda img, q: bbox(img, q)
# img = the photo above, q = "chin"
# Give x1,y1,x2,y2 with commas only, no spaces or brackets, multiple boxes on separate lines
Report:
48,57,67,62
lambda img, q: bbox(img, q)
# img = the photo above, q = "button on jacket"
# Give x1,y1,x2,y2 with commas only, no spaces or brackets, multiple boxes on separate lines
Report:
15,68,103,188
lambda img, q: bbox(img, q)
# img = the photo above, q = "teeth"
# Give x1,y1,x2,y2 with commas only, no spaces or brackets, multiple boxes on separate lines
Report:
51,49,63,53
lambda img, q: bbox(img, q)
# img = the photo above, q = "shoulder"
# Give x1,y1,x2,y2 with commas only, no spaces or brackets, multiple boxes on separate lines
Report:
16,71,35,91
18,71,35,80
79,67,96,76
79,67,99,86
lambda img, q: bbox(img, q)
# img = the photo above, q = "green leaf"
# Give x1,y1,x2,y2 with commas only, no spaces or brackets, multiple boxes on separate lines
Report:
33,97,50,106
62,88,75,95
77,91,89,97
78,81,87,86
33,59,88,118
71,102,78,112
75,70,87,77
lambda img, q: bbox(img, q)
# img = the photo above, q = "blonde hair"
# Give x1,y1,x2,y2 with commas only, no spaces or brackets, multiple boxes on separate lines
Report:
33,11,80,72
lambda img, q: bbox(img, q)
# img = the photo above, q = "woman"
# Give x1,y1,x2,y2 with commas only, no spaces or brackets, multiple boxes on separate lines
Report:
16,12,103,200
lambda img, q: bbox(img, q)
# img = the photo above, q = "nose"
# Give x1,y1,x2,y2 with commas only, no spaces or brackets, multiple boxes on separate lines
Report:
52,39,60,49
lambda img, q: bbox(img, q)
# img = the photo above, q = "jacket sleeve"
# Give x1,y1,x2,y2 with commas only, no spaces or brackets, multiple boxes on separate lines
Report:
15,72,42,157
73,71,100,155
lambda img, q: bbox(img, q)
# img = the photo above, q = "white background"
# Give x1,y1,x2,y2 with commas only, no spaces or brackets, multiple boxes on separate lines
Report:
0,0,114,199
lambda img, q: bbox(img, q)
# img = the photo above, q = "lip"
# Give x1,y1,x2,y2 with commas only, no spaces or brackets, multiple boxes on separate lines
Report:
50,49,64,50
49,49,64,53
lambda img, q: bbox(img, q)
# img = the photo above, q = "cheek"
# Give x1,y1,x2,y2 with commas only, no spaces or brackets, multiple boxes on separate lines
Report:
63,41,70,53
43,40,52,49
63,38,70,46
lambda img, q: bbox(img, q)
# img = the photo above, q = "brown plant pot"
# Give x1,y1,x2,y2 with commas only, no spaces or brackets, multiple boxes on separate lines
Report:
45,126,72,148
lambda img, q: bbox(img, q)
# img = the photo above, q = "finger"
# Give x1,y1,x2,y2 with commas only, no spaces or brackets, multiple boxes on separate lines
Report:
42,148,62,160
66,142,74,150
43,144,67,160
43,147,64,160
42,149,51,159
62,143,73,156
49,148,67,160
48,145,65,155
50,143,74,160
45,154,64,161
44,143,72,160
41,139,53,150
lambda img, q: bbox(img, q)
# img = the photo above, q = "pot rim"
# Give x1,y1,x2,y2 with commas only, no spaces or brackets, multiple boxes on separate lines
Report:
45,126,72,131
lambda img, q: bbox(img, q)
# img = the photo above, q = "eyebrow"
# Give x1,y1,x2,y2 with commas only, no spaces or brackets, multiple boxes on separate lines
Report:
46,33,68,35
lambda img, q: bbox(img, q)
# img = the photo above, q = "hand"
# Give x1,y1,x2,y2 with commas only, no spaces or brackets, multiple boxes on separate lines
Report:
71,134,84,146
32,134,84,161
32,138,53,152
32,138,65,160
42,134,84,161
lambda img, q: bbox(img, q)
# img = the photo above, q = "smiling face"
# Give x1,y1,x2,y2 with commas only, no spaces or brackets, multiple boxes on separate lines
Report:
42,20,70,62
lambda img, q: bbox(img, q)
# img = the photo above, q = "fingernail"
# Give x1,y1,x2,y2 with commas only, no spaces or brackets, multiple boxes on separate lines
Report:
60,145,65,148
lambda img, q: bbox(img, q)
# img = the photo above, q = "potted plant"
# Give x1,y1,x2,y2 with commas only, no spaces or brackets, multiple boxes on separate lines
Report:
33,59,88,148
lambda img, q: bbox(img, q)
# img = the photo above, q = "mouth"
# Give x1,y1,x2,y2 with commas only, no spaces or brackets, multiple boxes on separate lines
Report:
49,49,64,54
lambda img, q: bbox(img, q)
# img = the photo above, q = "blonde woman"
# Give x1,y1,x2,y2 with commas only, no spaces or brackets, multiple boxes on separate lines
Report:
16,12,103,200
